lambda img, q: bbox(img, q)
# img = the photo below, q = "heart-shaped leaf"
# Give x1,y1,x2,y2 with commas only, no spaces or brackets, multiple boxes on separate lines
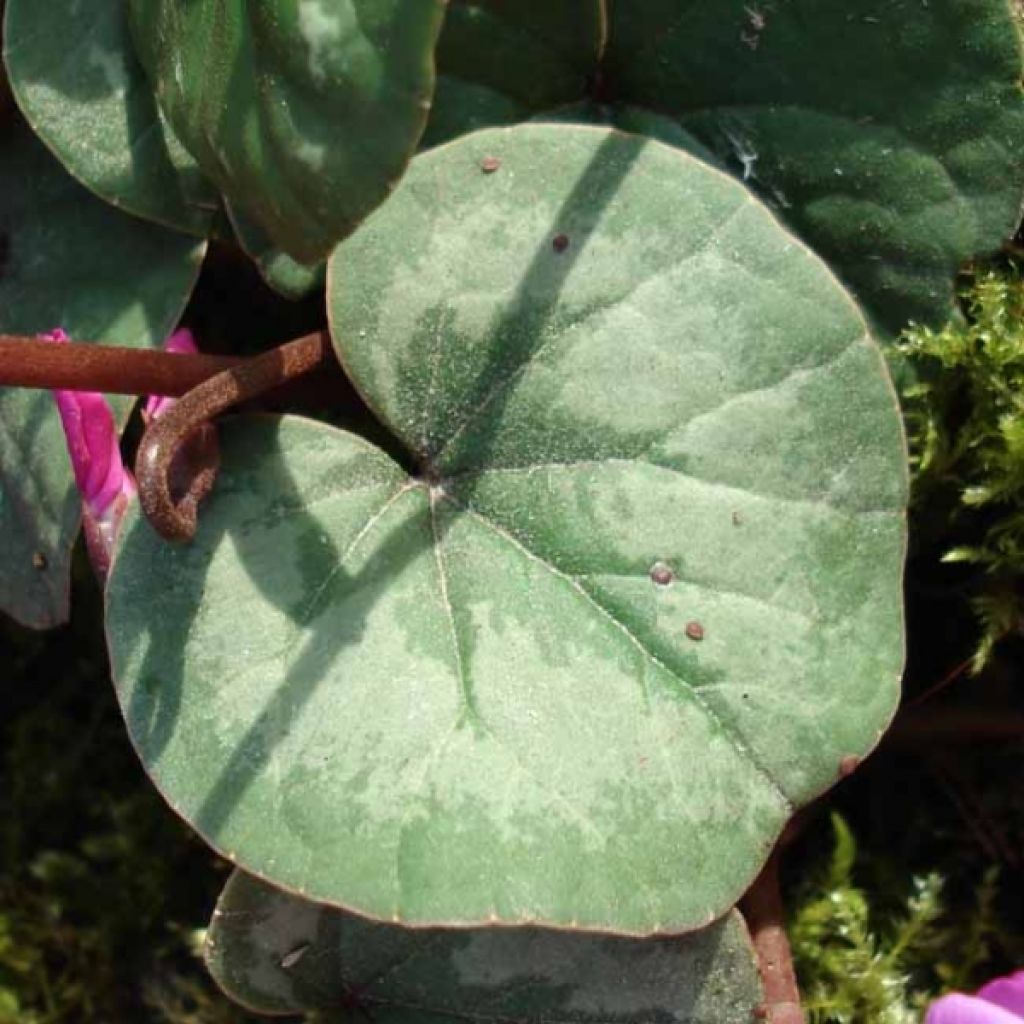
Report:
3,0,217,235
105,125,906,933
423,0,605,148
603,0,1024,334
126,0,447,264
205,868,764,1020
0,121,205,628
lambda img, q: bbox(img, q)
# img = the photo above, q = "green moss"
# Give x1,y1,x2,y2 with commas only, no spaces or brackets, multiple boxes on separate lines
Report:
789,794,1024,1024
896,266,1024,671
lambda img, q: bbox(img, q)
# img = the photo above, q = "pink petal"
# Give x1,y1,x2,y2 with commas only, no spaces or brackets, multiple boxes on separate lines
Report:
926,993,1024,1023
38,328,127,517
40,328,135,576
163,327,198,355
143,393,174,421
144,327,198,420
52,386,124,515
979,974,1024,1016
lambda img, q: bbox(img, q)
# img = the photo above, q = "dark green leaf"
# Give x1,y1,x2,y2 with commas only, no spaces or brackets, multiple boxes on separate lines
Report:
226,203,325,301
106,125,906,933
205,869,763,1021
127,0,446,263
3,0,216,235
423,0,605,148
0,121,205,628
533,102,724,168
603,0,1024,333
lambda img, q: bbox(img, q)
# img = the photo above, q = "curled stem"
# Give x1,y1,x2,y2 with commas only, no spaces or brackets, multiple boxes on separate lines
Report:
135,331,330,542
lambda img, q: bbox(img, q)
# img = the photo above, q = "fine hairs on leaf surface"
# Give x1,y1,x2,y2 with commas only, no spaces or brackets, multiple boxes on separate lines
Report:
204,868,763,1021
105,123,908,935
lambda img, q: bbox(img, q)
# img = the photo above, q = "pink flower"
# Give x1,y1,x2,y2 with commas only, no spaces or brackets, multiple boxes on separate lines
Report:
926,972,1024,1023
43,326,199,579
143,328,197,421
42,329,136,579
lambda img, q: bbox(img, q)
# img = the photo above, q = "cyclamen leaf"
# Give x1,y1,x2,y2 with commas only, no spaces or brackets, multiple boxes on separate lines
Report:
0,121,205,629
2,0,217,235
603,0,1024,334
205,869,763,1021
423,0,605,148
418,1,1024,335
127,0,446,263
105,125,907,933
226,202,326,301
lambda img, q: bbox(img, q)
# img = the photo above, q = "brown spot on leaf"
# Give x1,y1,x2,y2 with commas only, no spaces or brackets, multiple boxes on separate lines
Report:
685,621,705,641
480,156,501,174
552,233,570,253
649,561,674,586
839,755,860,778
32,552,47,570
732,510,743,526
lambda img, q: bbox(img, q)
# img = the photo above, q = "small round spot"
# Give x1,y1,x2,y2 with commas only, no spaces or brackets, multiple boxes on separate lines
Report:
480,155,501,173
32,552,47,570
649,561,674,586
732,510,743,526
685,620,705,642
552,233,570,253
839,755,860,778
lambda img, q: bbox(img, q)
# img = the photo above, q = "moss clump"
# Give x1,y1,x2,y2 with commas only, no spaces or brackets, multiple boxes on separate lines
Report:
897,267,1024,670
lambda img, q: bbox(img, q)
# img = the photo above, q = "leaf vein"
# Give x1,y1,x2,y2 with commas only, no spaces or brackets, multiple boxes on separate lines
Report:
440,494,794,810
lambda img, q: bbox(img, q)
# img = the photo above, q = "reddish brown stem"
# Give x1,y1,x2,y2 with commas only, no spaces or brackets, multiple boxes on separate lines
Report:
741,847,806,1024
0,336,245,396
888,707,1024,744
904,652,977,711
136,331,330,542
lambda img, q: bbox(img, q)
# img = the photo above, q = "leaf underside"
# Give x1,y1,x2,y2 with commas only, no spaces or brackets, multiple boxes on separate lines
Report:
0,121,204,629
106,125,907,934
205,868,763,1021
